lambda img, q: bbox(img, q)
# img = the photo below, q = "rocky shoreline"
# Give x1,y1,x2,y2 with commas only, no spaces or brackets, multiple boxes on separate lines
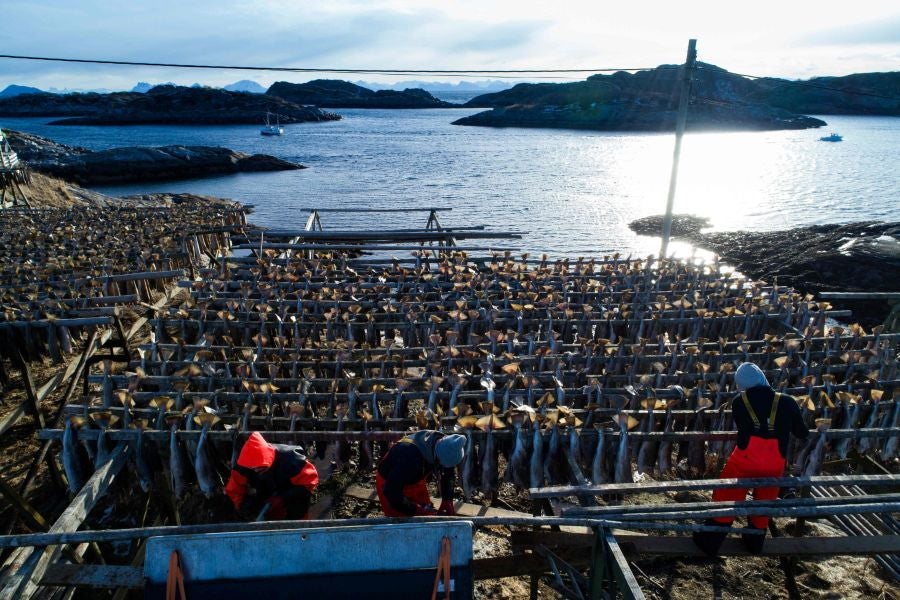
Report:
630,214,900,326
5,130,303,185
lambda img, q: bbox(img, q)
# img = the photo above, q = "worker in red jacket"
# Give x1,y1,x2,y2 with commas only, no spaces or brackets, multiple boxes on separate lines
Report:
693,362,808,556
376,431,465,517
225,431,319,520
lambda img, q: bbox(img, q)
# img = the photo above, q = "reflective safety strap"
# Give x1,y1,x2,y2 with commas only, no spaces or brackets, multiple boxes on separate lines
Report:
741,392,760,429
741,391,780,433
769,393,780,431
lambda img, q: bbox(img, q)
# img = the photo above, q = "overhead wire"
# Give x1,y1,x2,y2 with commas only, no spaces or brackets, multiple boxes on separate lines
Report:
2,52,895,101
0,54,659,77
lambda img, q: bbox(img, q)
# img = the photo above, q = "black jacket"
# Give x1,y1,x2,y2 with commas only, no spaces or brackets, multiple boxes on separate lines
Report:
377,431,455,515
733,386,809,458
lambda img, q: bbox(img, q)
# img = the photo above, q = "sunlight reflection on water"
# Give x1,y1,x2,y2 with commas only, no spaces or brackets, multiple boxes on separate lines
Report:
4,111,897,259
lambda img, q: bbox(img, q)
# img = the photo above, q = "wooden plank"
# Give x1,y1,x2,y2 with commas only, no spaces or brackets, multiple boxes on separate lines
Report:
0,443,131,600
0,404,28,437
35,428,900,445
472,551,590,580
230,243,519,252
14,350,46,430
255,230,521,241
563,492,900,517
40,564,143,590
604,530,645,600
127,287,177,340
511,531,900,556
820,292,900,300
531,474,900,499
344,484,529,518
0,474,49,532
296,208,453,213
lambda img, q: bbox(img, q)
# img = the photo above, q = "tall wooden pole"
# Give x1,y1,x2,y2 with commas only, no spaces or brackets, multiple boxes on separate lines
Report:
660,39,698,258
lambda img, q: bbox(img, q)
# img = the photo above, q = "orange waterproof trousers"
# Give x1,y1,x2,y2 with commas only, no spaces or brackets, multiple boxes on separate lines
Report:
712,436,785,529
375,472,432,517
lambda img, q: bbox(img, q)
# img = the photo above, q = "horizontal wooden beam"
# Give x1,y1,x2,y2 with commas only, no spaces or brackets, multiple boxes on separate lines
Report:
472,551,590,580
40,564,144,590
255,230,521,241
0,317,113,330
299,208,453,213
36,427,900,444
531,473,900,499
0,515,753,551
567,501,900,521
562,492,900,517
820,292,900,300
229,244,519,253
510,531,900,556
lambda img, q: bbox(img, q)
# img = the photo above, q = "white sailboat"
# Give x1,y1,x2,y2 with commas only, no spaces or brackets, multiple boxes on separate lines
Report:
260,111,284,136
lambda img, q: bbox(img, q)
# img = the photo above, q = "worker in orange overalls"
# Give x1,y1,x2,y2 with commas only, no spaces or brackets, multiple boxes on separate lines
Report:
225,431,319,520
376,431,465,517
693,362,808,556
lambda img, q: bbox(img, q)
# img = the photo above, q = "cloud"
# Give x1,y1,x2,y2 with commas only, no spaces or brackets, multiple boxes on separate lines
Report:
797,14,900,46
1,1,898,89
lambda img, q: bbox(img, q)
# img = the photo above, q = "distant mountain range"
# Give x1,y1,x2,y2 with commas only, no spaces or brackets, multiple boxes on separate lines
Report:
1,79,511,100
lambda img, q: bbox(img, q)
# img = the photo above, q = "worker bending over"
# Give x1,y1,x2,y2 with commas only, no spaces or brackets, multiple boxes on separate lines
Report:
225,431,319,520
376,430,465,516
693,362,808,556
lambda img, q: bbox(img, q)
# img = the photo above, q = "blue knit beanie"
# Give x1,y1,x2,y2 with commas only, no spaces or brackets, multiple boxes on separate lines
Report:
735,363,769,391
435,434,466,468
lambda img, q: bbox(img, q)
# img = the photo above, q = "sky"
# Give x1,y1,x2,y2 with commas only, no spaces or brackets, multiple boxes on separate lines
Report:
2,0,899,91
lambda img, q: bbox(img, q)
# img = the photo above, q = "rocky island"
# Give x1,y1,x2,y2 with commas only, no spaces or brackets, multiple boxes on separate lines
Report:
266,79,453,108
4,129,303,185
454,63,842,131
0,84,341,125
629,214,900,326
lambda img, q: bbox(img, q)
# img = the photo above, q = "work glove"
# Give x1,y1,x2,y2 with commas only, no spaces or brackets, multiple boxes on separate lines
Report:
437,499,456,516
414,504,437,516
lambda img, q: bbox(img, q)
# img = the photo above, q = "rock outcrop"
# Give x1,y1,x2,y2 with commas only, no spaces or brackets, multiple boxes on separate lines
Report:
5,129,303,185
630,214,900,325
748,72,900,116
0,85,341,125
266,79,454,108
455,63,831,132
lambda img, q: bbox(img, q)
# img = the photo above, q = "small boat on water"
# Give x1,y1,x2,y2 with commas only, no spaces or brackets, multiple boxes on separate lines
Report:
260,111,284,136
819,132,843,142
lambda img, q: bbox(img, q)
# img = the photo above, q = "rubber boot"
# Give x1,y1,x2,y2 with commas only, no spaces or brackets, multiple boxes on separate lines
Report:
741,524,766,554
692,519,729,557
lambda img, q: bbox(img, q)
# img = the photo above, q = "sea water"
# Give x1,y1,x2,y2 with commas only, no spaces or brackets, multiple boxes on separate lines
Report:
4,110,898,257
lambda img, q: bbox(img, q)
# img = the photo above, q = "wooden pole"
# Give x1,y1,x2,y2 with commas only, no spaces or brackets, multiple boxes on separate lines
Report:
660,39,698,258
